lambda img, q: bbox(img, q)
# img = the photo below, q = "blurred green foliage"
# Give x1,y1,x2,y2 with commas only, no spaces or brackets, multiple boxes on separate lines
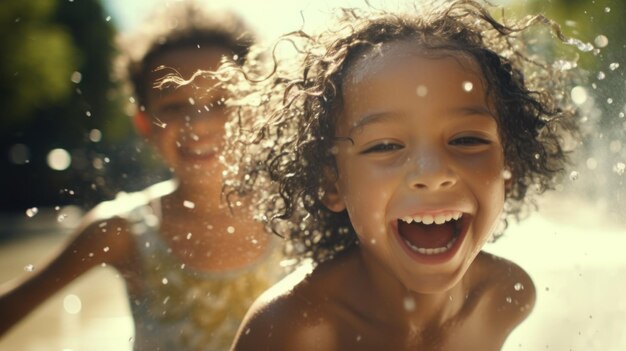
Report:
0,0,159,213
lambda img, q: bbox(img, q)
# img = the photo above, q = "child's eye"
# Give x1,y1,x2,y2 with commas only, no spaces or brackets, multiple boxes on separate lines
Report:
361,142,404,154
449,136,491,146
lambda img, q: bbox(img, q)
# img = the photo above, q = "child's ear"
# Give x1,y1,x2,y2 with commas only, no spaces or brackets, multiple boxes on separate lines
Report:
133,111,152,138
321,181,346,213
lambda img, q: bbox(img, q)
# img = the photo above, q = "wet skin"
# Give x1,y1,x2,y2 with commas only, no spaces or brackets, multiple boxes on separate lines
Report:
232,49,535,350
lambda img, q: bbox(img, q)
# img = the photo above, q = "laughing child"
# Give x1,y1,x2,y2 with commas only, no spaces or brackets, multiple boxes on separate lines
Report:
222,0,580,349
0,3,281,350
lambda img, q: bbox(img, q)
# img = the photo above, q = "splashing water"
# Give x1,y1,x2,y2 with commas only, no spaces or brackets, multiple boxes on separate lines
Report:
183,200,195,209
569,171,579,181
565,38,594,52
25,207,38,218
24,264,35,272
514,282,524,291
613,162,625,176
609,63,620,71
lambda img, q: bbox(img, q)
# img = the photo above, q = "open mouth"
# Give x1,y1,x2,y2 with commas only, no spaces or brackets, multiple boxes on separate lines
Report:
178,142,220,161
396,211,469,258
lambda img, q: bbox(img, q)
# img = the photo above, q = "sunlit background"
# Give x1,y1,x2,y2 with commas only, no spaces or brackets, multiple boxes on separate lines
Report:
1,0,624,350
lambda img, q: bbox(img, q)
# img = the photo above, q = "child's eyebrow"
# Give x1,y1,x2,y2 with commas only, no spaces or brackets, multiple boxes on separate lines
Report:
450,105,495,118
348,112,398,136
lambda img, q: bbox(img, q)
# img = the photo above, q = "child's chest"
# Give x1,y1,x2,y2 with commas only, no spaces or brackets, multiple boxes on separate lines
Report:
337,312,504,351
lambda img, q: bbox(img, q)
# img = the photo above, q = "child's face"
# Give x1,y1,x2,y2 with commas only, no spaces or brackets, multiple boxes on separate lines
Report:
327,46,505,293
144,47,230,181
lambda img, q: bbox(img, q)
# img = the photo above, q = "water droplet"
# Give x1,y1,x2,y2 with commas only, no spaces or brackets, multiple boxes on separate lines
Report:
356,335,362,342
462,81,474,92
506,296,512,303
619,112,625,118
609,62,620,71
25,207,39,218
534,153,540,160
553,60,575,71
227,226,235,234
162,278,168,285
89,129,102,142
569,171,579,181
594,35,608,48
502,169,512,180
47,148,72,171
570,86,587,105
586,158,598,170
607,98,613,104
613,162,625,175
105,16,111,22
597,71,606,80
183,200,195,209
403,295,416,311
24,264,35,272
514,282,524,291
70,71,82,84
85,110,91,117
604,7,611,13
186,232,192,240
415,85,428,97
103,246,110,252
63,294,82,314
57,213,68,222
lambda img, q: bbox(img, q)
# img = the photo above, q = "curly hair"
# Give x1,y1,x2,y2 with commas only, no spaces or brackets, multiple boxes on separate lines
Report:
117,0,255,109
222,0,582,263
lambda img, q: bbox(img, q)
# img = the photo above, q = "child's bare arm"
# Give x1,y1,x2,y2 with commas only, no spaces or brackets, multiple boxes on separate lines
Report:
0,214,133,337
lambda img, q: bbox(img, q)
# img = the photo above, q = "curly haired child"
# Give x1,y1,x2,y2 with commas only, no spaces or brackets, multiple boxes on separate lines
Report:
222,0,581,349
0,2,282,350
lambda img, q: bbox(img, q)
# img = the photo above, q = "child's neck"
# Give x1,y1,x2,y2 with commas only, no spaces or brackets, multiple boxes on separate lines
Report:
356,249,470,332
172,179,223,214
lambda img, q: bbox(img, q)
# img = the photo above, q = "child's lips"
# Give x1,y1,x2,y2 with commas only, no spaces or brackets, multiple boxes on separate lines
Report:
390,213,472,264
178,139,221,161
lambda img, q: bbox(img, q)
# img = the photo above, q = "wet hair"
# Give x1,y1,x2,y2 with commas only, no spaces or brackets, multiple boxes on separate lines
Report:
119,0,254,109
223,0,582,263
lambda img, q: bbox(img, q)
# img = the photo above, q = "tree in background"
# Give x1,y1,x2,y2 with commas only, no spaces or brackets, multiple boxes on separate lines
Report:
525,0,625,221
0,0,165,216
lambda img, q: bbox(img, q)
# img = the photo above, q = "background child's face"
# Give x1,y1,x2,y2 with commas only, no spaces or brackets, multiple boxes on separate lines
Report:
327,46,506,293
144,47,230,182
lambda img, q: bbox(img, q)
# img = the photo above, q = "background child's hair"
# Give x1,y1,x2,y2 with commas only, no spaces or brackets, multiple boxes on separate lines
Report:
222,0,582,263
116,0,255,110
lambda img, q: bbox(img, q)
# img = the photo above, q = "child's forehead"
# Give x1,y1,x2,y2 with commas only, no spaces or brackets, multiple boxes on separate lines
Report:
344,40,482,87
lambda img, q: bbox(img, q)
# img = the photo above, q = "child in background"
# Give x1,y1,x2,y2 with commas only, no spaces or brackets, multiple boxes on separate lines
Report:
0,2,281,350
224,0,580,349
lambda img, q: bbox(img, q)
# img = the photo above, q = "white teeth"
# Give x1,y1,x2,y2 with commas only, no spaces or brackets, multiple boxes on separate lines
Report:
399,211,463,225
403,236,458,255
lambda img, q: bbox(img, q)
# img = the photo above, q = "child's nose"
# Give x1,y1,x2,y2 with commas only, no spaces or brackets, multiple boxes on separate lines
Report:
405,149,457,191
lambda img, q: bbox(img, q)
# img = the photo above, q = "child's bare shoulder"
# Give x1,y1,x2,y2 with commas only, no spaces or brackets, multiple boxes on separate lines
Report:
474,252,536,327
233,255,358,351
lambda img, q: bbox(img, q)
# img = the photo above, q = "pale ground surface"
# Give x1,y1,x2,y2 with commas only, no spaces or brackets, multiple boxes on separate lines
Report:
0,194,624,351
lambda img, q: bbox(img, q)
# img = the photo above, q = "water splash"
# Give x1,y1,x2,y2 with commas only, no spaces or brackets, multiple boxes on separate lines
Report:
24,264,35,272
25,207,38,218
565,38,594,52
